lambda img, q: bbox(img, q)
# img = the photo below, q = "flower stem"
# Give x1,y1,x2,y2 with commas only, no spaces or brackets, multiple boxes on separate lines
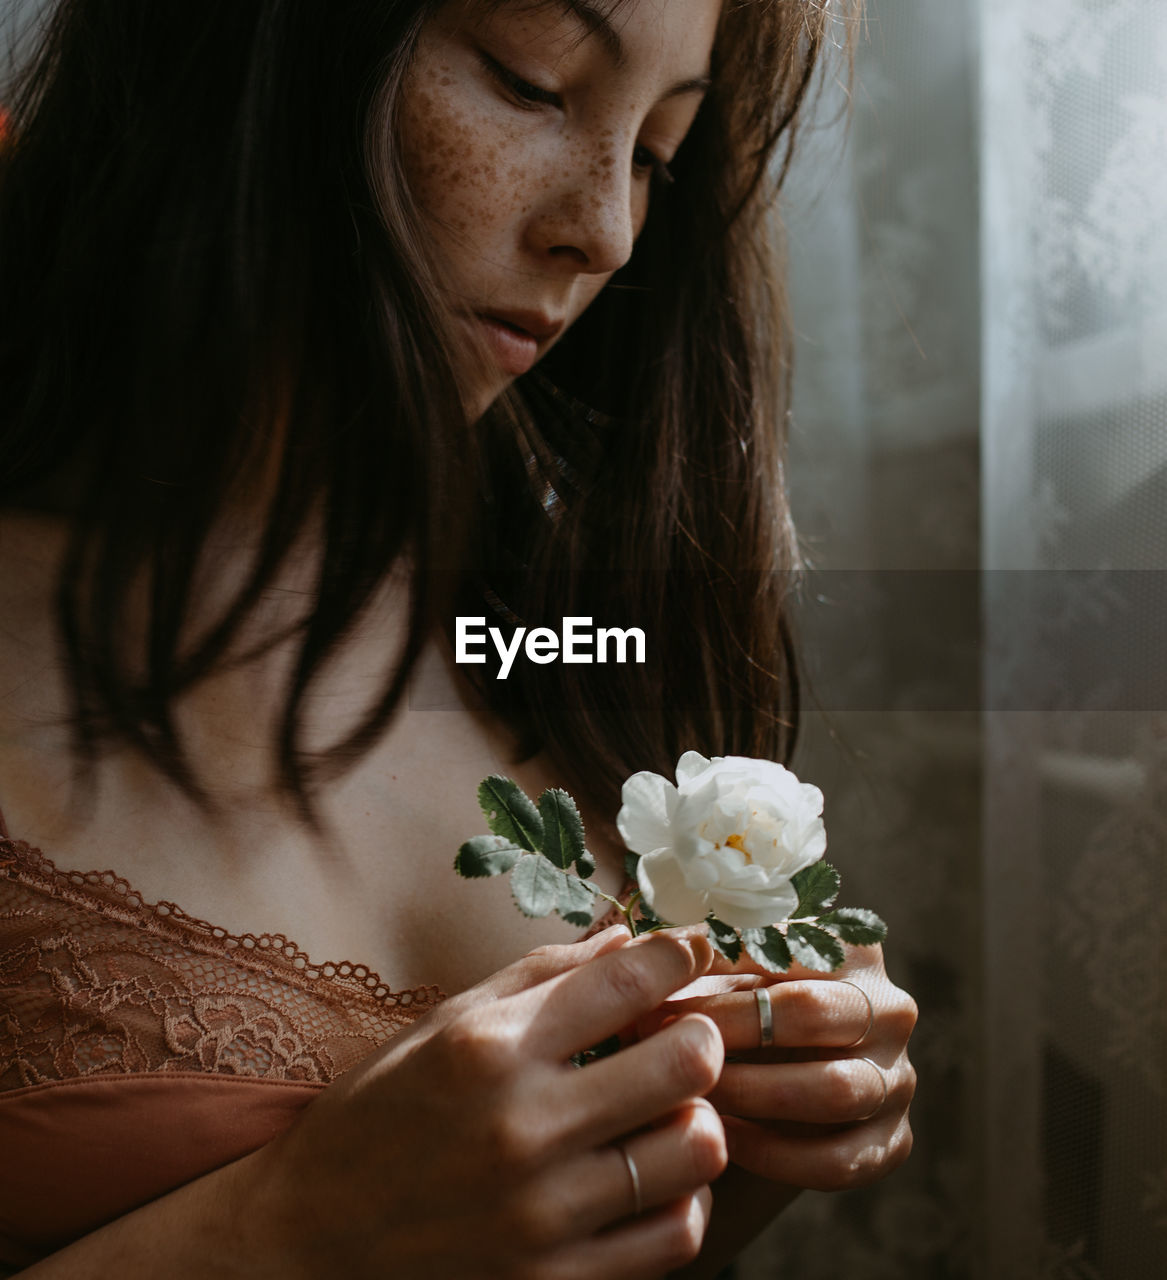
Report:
621,891,644,937
586,884,645,937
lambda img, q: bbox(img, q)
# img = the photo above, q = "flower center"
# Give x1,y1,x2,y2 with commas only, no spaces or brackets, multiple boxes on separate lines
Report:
726,833,752,863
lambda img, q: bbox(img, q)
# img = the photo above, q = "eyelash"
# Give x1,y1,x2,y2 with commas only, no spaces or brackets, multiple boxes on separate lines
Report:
481,54,675,187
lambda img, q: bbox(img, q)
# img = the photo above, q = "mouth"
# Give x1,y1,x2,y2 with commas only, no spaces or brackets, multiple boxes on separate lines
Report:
469,310,565,378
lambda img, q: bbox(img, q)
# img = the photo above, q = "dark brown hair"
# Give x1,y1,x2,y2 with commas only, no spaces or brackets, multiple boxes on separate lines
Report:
0,0,854,821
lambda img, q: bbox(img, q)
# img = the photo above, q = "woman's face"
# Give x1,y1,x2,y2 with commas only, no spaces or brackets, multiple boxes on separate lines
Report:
400,0,722,417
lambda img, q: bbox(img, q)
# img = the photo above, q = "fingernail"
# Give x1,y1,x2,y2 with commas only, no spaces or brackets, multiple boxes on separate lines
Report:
687,934,714,971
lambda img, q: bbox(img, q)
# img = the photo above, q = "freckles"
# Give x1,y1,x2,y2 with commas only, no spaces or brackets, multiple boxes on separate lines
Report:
556,190,586,224
403,75,515,233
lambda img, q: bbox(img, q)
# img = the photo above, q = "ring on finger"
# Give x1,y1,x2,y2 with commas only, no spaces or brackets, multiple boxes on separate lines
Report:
837,979,874,1048
617,1143,643,1216
754,985,774,1048
855,1056,889,1121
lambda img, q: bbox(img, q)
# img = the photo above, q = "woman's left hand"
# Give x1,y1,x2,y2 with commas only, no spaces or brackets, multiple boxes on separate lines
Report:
635,942,917,1191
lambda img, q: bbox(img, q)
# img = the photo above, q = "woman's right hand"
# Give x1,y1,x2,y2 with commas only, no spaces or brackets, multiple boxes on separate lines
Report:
241,927,727,1280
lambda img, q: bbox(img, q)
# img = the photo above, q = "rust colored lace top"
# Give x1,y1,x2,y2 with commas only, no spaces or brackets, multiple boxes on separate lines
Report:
0,821,445,1271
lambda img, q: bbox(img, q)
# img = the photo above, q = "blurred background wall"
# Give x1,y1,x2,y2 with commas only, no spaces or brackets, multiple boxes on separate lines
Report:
742,1,1167,1276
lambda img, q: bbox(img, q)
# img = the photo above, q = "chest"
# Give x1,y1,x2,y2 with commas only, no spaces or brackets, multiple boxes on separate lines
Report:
3,702,626,1000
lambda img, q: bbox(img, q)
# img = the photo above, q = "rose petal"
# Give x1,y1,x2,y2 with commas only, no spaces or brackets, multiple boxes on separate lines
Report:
616,771,675,855
675,751,714,786
637,849,708,926
708,881,800,930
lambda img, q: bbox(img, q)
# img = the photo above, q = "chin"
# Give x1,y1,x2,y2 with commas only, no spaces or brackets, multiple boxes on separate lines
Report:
467,377,517,423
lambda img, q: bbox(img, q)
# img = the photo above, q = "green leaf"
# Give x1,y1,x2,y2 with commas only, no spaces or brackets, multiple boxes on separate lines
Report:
634,898,664,931
706,916,742,964
454,834,523,879
787,922,846,972
576,848,596,878
623,851,641,879
538,788,587,871
511,854,562,918
478,776,544,852
818,907,888,946
557,871,596,928
741,926,792,974
791,862,841,917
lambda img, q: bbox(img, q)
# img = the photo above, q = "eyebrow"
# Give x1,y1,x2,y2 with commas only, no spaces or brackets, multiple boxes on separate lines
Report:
555,0,712,99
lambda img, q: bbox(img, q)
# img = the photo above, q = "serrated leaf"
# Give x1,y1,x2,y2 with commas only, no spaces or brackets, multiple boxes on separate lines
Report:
634,899,664,931
787,922,846,972
454,834,523,878
791,862,841,917
706,916,742,964
538,788,586,870
511,854,561,918
478,776,544,852
557,871,596,928
623,851,641,879
741,926,792,973
818,907,888,946
576,847,596,878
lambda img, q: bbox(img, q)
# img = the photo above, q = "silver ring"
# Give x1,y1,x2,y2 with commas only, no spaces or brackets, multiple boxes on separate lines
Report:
755,986,774,1048
838,979,874,1048
856,1057,888,1121
618,1144,643,1216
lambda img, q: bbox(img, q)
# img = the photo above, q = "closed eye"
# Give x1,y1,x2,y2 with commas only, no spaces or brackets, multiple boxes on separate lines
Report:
480,53,562,109
480,51,674,186
633,144,674,187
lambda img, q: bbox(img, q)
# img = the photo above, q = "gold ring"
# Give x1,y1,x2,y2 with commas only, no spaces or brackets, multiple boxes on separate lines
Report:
618,1143,643,1216
755,986,774,1048
837,979,874,1047
856,1057,888,1121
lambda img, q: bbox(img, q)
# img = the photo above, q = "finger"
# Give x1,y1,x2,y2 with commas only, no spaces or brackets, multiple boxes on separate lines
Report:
710,1057,889,1125
557,1013,725,1149
722,1110,914,1192
540,1189,713,1280
602,1101,726,1221
481,925,634,1001
518,931,714,1062
641,979,873,1051
528,1099,726,1243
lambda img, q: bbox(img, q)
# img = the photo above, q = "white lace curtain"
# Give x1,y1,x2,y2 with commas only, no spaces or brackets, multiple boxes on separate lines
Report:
740,0,1167,1276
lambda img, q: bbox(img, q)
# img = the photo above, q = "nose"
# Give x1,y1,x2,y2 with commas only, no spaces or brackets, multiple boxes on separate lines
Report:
525,155,639,277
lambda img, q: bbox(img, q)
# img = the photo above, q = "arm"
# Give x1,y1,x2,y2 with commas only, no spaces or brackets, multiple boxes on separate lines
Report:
18,927,729,1279
18,1149,286,1279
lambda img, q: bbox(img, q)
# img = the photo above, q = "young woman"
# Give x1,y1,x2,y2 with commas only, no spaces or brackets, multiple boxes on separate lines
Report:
0,1,917,1275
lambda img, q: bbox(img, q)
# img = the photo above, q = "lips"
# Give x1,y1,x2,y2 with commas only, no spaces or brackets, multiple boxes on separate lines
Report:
468,309,565,377
482,310,564,343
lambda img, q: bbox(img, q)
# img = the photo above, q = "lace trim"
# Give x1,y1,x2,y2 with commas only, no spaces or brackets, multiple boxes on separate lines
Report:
0,838,440,1008
0,837,445,1090
0,834,631,1094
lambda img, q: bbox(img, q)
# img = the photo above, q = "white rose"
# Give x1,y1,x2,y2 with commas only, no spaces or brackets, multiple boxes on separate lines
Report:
616,751,827,930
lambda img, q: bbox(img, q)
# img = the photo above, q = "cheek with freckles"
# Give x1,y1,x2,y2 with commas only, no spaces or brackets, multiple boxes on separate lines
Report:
400,79,521,247
396,58,547,261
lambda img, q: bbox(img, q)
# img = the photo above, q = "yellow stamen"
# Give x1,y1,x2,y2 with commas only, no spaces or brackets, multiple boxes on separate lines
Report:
726,833,752,863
